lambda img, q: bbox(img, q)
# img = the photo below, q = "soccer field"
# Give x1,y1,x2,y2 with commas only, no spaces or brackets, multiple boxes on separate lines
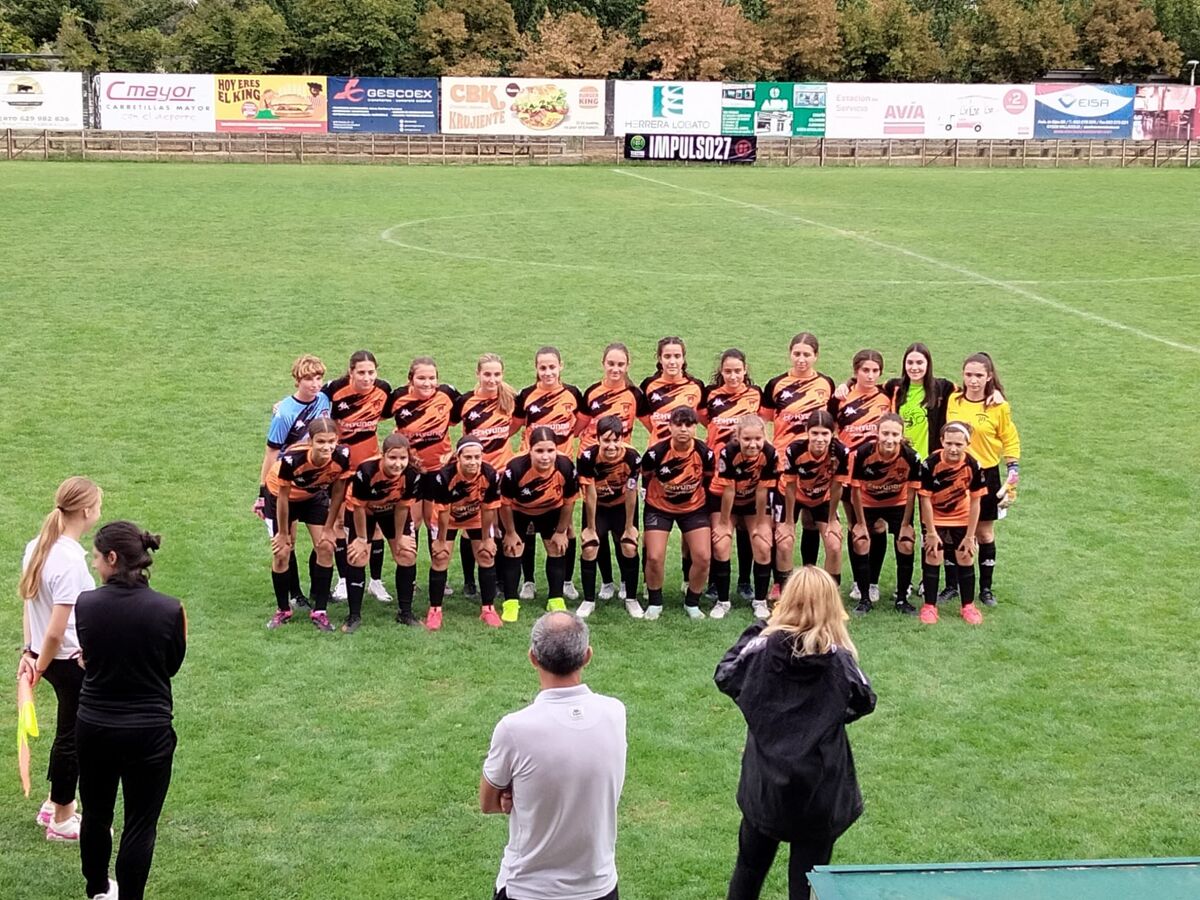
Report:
2,161,1198,899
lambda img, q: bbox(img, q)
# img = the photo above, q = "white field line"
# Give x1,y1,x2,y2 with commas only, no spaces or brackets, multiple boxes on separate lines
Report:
612,169,1200,356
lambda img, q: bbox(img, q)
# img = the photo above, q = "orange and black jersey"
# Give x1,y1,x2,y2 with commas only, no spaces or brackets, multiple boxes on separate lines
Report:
833,386,892,451
641,438,715,514
322,375,393,464
761,372,836,452
450,390,513,470
579,382,647,452
385,384,460,471
711,443,779,508
576,445,641,508
919,450,986,528
514,383,586,451
346,458,423,514
781,438,850,507
501,453,579,516
430,461,502,530
267,444,352,501
701,384,764,453
639,374,705,444
850,441,921,508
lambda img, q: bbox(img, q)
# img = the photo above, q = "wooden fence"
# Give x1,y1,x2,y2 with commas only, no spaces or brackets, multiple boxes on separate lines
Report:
4,129,1197,167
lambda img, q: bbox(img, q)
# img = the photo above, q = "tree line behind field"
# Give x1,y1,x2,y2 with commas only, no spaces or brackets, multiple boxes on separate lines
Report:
1,0,1193,84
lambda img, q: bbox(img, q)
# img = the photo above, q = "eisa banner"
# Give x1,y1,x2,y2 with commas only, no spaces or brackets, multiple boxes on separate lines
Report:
625,133,756,163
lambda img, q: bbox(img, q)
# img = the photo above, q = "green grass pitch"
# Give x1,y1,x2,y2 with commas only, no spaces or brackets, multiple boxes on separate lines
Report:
1,161,1198,899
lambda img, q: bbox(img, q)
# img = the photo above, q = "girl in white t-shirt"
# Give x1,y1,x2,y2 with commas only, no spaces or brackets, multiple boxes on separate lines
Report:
18,476,103,842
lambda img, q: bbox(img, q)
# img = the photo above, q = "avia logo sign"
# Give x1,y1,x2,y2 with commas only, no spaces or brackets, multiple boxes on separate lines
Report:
883,102,924,135
1039,85,1132,119
652,85,685,118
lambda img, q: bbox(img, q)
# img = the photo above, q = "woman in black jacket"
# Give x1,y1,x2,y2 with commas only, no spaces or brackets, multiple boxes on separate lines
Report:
715,565,875,900
75,522,187,900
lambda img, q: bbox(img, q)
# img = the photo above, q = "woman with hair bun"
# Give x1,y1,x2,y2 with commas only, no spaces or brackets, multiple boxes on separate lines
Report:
75,521,187,900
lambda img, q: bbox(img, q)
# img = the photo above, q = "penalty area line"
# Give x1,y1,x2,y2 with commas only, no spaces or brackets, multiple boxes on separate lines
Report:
611,169,1200,357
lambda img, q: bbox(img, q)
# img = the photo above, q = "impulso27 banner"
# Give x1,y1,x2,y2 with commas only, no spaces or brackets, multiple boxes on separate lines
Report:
440,78,604,135
215,75,328,133
614,81,724,136
624,133,756,162
0,71,84,129
328,77,437,134
1033,84,1135,139
95,73,215,132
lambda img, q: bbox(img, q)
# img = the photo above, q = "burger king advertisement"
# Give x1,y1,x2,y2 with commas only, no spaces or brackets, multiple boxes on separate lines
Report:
440,78,605,135
214,75,328,133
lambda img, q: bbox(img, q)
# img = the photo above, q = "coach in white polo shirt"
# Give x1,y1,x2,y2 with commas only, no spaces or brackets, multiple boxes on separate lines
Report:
480,611,627,900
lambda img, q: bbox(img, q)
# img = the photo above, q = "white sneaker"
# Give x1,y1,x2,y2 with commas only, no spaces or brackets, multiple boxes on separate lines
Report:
752,600,770,620
46,813,81,842
684,605,706,620
598,582,616,601
562,581,579,601
89,879,119,900
576,600,596,618
518,581,536,601
332,578,348,601
869,584,880,603
710,600,731,620
643,604,663,621
367,579,392,603
443,583,453,597
618,582,627,600
36,799,54,827
849,582,861,601
624,598,645,619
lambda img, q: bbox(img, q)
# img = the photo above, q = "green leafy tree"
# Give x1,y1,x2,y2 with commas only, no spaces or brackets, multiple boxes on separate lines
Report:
513,9,629,75
1152,0,1200,63
760,0,841,79
287,0,415,75
0,5,38,57
54,9,105,68
636,0,763,80
172,0,290,73
414,0,518,74
546,0,642,34
1080,0,1182,78
839,0,943,81
8,0,102,45
947,0,1077,82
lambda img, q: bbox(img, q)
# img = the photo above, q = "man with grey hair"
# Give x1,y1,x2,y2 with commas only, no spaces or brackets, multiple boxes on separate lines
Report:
480,612,627,900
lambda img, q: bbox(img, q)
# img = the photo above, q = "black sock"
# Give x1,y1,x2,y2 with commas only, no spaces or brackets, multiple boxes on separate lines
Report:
735,528,752,587
958,563,976,606
428,569,448,609
334,539,348,581
943,560,959,595
774,568,789,586
713,558,732,604
831,571,841,584
564,537,577,586
581,558,598,602
460,538,477,591
546,555,566,598
869,531,887,585
370,540,384,581
501,555,521,600
597,537,614,584
618,551,640,602
647,587,664,607
896,551,915,603
347,566,366,619
753,561,771,601
978,541,996,591
850,549,871,603
395,564,416,614
800,529,820,566
478,565,497,606
522,538,536,584
287,552,302,598
271,570,291,612
922,563,941,607
684,589,701,609
310,560,333,612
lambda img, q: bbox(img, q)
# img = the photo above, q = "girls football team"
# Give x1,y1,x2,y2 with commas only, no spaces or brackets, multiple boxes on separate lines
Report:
257,337,1021,632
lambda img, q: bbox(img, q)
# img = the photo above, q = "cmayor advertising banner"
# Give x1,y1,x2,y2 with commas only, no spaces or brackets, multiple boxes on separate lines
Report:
214,75,328,133
95,74,215,132
328,77,437,133
439,78,605,135
826,83,1033,139
1033,84,1135,139
614,81,724,136
624,133,757,162
0,71,84,129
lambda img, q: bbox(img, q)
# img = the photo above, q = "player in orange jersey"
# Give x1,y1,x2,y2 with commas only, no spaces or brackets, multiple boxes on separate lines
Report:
776,410,849,591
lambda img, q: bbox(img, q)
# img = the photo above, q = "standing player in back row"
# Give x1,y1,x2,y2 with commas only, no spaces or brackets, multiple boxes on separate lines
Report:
322,350,392,603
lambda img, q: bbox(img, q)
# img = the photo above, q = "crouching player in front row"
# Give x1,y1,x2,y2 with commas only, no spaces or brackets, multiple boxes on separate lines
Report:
265,417,351,632
428,434,504,631
917,422,987,625
343,433,423,633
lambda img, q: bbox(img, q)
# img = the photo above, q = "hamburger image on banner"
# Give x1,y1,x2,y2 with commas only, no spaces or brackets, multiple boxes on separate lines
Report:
440,78,606,135
215,75,328,133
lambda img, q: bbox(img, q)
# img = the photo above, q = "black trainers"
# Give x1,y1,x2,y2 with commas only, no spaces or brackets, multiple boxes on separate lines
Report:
704,584,719,602
289,593,311,611
736,583,755,602
463,583,479,599
979,588,997,608
935,586,959,606
894,598,919,616
395,609,419,627
852,598,873,616
341,615,362,634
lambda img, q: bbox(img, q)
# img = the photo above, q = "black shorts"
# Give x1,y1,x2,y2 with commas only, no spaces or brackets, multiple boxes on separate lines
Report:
344,509,416,542
864,505,909,535
644,504,709,534
512,509,563,541
445,527,489,542
592,501,638,536
929,525,968,559
979,465,1002,522
264,492,329,537
706,490,756,519
773,494,830,526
